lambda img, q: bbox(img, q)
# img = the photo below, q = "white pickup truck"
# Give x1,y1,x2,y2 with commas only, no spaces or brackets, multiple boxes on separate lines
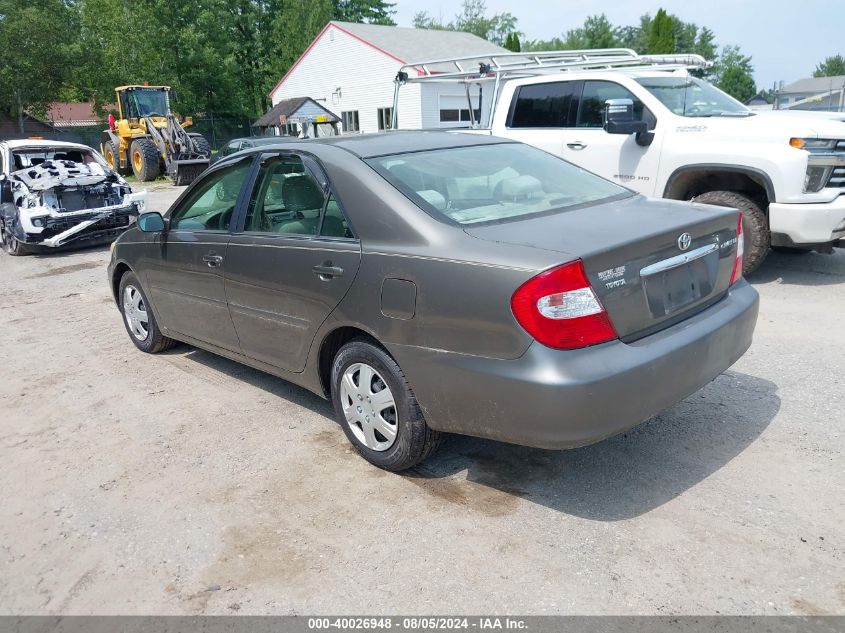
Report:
392,50,845,273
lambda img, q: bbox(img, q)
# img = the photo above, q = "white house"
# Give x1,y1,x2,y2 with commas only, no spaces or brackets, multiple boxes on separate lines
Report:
268,21,508,134
775,75,845,112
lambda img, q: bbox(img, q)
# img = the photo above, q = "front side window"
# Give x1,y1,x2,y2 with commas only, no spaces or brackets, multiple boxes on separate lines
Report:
577,81,651,128
635,76,750,118
124,88,169,118
169,158,253,231
369,143,630,225
221,141,242,157
510,81,579,128
244,155,326,235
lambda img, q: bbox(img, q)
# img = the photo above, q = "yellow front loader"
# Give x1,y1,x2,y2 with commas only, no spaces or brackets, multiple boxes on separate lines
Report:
101,85,211,186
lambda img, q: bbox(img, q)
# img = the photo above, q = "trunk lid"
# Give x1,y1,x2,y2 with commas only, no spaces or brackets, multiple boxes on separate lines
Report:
464,195,740,341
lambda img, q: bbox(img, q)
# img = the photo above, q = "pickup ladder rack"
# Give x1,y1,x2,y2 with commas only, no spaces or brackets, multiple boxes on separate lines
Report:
390,48,710,128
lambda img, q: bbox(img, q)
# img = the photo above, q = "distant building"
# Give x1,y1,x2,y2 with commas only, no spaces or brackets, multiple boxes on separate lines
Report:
268,21,508,134
775,76,845,111
254,97,340,137
744,93,772,111
0,113,57,140
47,102,112,127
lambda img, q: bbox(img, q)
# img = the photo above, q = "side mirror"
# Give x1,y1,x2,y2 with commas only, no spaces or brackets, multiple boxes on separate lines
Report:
603,98,654,146
138,211,166,232
604,98,646,134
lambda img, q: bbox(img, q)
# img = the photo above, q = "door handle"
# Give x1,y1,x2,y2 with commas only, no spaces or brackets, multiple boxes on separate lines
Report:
567,142,587,150
312,263,344,280
203,253,224,267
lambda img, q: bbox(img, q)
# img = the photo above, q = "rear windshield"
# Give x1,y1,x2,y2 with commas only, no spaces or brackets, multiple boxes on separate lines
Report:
368,143,629,225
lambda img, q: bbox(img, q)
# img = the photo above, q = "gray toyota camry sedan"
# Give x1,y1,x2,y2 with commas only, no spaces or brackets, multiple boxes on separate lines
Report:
108,132,759,471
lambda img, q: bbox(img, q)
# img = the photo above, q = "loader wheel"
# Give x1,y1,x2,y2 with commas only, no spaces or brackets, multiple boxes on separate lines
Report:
130,138,161,181
103,141,120,173
190,134,211,157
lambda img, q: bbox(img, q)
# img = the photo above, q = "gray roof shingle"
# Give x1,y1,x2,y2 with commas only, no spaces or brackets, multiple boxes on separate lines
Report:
332,21,508,63
781,75,845,94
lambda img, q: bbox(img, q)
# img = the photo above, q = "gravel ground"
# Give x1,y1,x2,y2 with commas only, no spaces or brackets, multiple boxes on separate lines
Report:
0,182,842,615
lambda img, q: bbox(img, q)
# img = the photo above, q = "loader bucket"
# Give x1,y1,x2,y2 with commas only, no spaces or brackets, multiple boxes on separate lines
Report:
169,158,210,186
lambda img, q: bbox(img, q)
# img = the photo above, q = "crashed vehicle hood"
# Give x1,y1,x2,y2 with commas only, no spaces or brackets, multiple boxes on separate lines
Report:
11,160,117,194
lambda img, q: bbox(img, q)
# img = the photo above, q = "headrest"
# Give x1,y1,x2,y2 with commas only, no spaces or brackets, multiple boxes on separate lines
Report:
282,175,323,212
417,189,447,211
495,175,543,200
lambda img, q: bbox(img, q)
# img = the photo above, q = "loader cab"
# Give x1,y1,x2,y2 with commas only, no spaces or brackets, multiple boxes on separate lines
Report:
115,85,172,121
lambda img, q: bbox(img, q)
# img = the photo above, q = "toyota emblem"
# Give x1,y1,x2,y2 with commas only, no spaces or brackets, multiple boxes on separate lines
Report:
677,232,692,251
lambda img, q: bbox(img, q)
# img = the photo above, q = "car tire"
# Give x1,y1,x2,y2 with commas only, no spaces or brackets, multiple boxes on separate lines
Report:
692,190,769,275
331,339,441,471
118,271,177,353
130,138,161,182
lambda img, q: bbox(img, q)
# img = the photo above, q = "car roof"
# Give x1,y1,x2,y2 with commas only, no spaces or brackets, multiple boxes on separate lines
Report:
2,139,95,151
230,131,511,159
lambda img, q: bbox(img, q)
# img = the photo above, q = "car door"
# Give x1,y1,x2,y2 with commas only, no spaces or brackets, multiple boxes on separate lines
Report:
557,80,664,196
224,152,361,373
144,156,254,351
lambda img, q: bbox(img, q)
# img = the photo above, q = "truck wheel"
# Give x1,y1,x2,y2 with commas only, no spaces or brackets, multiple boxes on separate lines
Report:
130,138,161,181
692,190,769,275
331,339,442,471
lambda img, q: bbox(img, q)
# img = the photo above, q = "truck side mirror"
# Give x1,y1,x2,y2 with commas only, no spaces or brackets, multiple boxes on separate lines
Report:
603,98,654,146
138,211,166,232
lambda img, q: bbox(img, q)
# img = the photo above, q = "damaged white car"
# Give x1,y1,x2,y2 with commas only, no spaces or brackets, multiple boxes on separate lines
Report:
0,140,147,256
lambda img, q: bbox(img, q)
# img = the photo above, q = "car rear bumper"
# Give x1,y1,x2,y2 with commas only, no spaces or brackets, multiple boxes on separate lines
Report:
389,280,759,449
769,195,845,244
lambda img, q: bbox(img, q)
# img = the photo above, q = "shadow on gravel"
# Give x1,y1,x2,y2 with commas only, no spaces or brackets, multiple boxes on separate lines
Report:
167,346,333,417
172,344,779,521
409,370,780,521
747,248,844,286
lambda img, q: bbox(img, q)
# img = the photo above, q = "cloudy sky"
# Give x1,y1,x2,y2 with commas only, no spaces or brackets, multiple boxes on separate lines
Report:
392,0,844,89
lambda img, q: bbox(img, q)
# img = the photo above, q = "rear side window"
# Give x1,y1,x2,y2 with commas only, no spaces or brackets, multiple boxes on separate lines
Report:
577,81,653,128
509,81,579,128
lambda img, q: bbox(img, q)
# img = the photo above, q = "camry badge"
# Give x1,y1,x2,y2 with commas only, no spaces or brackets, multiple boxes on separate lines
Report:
677,232,692,251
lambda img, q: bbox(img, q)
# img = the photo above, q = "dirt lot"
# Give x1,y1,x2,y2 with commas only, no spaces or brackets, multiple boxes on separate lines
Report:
1,182,843,615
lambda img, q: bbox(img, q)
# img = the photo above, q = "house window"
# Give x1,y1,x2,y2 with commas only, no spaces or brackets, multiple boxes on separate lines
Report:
439,108,481,124
377,107,393,131
342,111,360,133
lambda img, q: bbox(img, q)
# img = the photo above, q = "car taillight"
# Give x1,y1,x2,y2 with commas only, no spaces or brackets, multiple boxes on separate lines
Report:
730,213,744,285
511,260,617,350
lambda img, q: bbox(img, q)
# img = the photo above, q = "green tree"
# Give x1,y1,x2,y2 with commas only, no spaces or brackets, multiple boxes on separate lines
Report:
813,54,845,77
616,14,652,54
713,45,756,101
0,0,80,132
648,8,676,54
504,32,521,53
332,0,395,25
413,1,519,46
